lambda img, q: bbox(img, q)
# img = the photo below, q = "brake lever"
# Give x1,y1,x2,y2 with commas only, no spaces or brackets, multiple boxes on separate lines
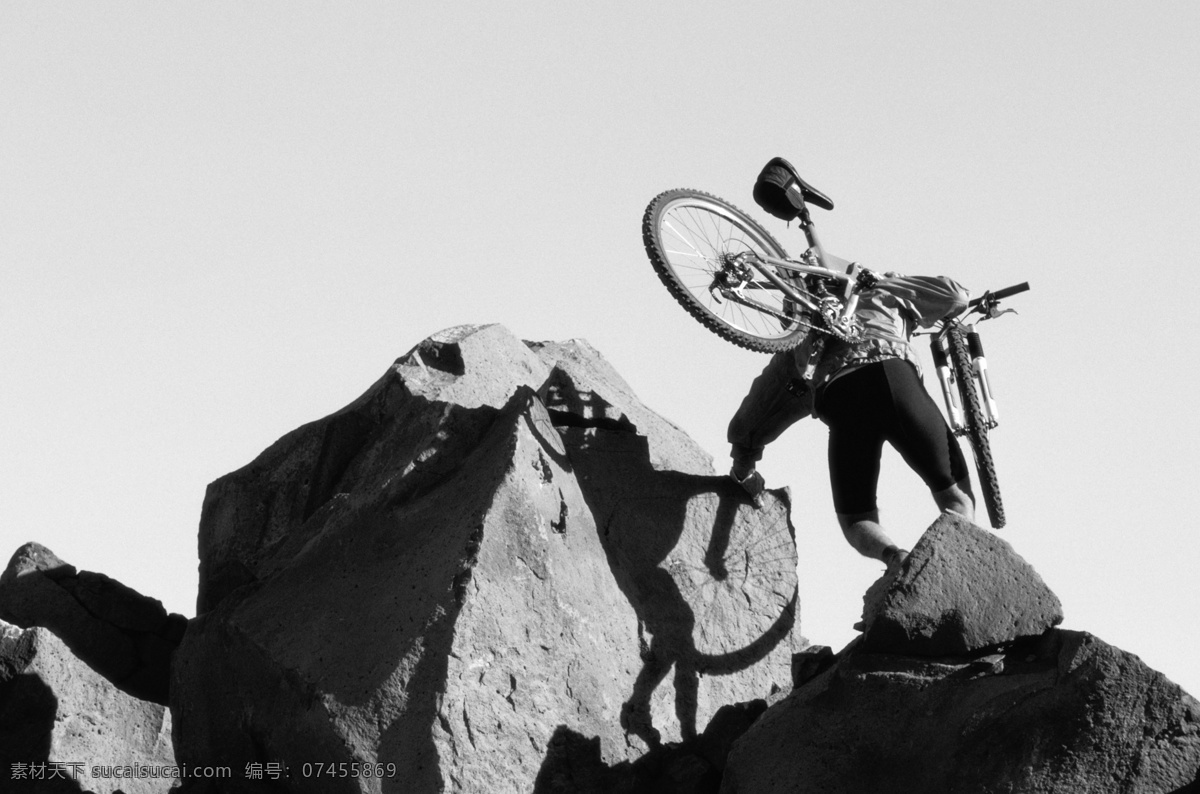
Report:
973,290,1020,321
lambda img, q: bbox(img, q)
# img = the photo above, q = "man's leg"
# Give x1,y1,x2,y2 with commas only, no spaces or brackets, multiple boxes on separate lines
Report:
933,478,974,520
837,510,907,566
726,352,813,493
840,480,968,569
880,359,975,527
821,365,901,565
730,444,761,480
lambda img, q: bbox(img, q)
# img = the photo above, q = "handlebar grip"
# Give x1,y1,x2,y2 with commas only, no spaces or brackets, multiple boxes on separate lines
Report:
969,281,1030,307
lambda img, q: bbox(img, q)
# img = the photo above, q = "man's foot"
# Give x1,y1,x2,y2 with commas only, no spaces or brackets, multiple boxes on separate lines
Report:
882,545,909,572
729,468,766,508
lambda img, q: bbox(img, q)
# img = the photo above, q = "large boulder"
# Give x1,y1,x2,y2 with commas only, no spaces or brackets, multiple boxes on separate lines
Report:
173,325,798,792
721,517,1200,794
721,629,1200,793
0,542,187,704
860,512,1063,656
0,619,175,794
195,324,713,614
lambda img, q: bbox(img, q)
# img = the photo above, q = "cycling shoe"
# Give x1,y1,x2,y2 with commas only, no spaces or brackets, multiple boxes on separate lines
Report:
730,468,766,508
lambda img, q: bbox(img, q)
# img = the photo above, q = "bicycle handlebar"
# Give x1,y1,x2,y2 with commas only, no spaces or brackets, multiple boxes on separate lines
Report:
969,281,1029,308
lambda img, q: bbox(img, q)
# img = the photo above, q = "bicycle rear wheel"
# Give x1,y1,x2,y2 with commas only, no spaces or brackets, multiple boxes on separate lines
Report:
947,325,1005,528
643,189,814,353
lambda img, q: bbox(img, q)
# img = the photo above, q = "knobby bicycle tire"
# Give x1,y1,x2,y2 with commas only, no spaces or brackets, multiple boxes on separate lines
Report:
947,325,1005,528
642,189,815,353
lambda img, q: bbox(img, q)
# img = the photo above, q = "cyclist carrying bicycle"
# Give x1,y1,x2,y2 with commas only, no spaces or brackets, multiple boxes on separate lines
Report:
728,271,974,570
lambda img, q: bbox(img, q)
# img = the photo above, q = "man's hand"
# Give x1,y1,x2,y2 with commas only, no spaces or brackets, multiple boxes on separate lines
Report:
854,267,880,292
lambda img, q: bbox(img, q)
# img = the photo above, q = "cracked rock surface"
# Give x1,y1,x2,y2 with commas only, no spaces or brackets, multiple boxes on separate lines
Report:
859,513,1064,656
173,324,799,792
721,517,1200,794
0,542,187,705
0,619,175,794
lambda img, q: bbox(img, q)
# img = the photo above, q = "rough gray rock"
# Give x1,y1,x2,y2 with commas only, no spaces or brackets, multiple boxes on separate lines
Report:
860,512,1063,656
0,619,175,794
721,517,1200,794
790,644,835,689
0,542,187,704
196,324,713,614
526,338,713,477
721,629,1200,794
173,325,798,792
555,417,798,735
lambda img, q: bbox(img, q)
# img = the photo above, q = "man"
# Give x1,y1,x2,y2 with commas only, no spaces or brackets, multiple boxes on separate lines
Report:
728,271,973,570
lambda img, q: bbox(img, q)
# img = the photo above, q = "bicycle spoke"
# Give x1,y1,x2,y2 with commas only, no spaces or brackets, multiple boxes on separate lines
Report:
662,219,705,257
644,189,818,351
665,205,786,336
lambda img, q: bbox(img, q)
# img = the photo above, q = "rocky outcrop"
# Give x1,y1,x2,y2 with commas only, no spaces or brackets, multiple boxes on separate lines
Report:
534,699,769,793
721,514,1200,794
13,322,1194,793
860,513,1064,656
0,619,175,794
173,324,800,792
0,542,187,705
194,325,713,615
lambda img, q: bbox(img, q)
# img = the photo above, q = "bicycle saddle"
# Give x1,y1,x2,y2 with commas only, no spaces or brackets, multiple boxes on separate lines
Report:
753,157,835,219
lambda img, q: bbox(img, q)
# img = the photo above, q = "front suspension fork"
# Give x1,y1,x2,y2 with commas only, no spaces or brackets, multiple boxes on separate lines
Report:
930,325,999,433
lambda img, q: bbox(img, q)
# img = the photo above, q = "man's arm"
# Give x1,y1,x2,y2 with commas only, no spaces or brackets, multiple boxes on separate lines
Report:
876,274,970,328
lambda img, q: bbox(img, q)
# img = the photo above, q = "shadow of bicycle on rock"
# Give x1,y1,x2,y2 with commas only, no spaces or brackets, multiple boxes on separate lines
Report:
557,418,799,749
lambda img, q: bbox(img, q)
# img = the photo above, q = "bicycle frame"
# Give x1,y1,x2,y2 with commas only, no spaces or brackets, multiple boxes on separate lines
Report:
717,203,861,318
719,254,842,315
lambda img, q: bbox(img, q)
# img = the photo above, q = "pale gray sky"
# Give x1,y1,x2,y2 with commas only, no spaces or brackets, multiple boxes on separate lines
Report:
4,2,1198,696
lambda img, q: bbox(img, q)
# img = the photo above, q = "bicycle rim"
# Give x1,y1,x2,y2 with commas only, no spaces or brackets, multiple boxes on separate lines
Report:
643,189,813,353
949,326,1005,528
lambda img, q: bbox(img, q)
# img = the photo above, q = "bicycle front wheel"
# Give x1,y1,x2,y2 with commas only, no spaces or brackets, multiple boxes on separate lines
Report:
948,325,1005,528
643,189,813,353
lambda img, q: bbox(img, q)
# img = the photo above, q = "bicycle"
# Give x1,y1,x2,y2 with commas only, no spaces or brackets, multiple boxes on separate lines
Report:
924,283,1027,528
641,157,1027,528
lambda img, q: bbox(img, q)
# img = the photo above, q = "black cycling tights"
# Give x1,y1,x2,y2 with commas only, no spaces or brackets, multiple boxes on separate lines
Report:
816,358,968,515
